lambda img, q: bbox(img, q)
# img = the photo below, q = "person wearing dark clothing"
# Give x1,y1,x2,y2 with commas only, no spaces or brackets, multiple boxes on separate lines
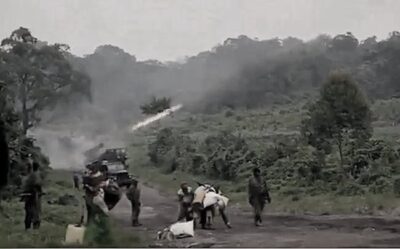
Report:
73,172,80,190
213,186,232,229
177,182,194,222
0,119,9,191
23,162,42,230
126,179,141,226
82,167,108,224
248,168,271,226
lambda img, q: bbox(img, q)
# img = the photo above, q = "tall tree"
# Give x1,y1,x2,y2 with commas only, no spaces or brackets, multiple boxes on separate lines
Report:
0,27,91,134
301,71,372,173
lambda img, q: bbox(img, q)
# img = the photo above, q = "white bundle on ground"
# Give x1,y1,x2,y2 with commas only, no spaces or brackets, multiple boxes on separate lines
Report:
157,220,194,241
169,220,194,237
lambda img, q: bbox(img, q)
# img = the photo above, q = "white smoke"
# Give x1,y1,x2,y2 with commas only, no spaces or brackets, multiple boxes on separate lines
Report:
26,104,182,169
131,104,183,132
28,128,101,169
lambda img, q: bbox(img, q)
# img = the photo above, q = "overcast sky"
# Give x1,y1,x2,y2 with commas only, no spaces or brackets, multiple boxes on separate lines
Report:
1,0,399,61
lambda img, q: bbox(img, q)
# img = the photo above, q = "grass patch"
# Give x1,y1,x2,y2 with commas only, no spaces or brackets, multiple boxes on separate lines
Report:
130,158,400,216
0,169,146,248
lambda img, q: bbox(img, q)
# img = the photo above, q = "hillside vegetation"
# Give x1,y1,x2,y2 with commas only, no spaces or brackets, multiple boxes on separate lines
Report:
128,78,400,215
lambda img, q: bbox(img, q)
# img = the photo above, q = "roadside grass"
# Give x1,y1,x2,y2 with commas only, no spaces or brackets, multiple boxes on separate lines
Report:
126,103,400,217
0,169,145,248
129,146,400,216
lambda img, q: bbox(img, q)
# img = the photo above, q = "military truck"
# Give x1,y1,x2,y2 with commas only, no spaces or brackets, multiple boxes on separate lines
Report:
85,147,133,188
98,148,127,165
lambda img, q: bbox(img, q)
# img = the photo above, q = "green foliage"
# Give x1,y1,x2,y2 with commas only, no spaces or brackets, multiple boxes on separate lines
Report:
336,182,366,196
143,96,400,198
85,215,114,247
302,72,372,171
0,27,91,193
148,128,258,181
0,27,91,134
140,96,171,115
0,119,9,190
393,178,400,197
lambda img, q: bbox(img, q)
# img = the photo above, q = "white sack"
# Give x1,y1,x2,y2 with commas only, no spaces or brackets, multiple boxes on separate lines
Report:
203,192,229,208
169,220,194,237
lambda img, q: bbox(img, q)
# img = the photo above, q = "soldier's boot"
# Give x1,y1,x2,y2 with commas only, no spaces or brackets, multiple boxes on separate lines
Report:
33,221,40,229
254,214,261,226
24,210,32,230
132,221,142,227
24,220,31,230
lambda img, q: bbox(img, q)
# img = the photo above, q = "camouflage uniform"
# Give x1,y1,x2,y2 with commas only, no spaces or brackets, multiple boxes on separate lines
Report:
82,169,108,224
248,169,271,226
23,164,42,230
126,179,141,226
177,185,194,221
73,172,80,189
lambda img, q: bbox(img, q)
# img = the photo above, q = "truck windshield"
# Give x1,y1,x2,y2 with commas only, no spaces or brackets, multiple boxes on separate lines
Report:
107,163,125,171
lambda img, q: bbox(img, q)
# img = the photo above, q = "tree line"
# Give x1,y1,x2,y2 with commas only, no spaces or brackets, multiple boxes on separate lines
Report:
0,27,91,196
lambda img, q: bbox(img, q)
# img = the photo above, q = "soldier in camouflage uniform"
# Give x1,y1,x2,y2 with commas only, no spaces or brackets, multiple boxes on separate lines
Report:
177,182,194,221
82,164,109,224
126,178,141,226
248,168,271,226
22,162,43,230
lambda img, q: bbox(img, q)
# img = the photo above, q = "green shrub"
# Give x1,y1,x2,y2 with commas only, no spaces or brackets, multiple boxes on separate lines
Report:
336,182,366,196
393,177,400,196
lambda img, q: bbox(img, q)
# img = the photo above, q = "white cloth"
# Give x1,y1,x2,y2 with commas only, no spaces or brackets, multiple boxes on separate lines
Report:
203,192,229,208
169,220,194,237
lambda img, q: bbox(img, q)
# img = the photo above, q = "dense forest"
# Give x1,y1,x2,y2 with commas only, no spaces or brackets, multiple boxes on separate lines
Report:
2,26,400,197
67,31,400,116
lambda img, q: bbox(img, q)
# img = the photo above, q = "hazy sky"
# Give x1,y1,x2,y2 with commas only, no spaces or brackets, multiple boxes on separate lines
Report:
1,0,399,61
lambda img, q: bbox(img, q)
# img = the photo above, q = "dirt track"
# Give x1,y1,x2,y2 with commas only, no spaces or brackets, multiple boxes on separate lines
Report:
110,184,400,247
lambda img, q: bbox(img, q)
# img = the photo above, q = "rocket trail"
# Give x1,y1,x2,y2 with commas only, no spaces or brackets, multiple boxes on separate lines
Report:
131,104,183,132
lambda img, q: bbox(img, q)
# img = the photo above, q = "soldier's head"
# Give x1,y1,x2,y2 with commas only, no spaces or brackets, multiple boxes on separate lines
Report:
253,167,261,177
180,182,189,192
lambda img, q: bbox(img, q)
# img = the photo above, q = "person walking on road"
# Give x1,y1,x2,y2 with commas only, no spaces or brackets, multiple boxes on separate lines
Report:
126,178,142,227
248,168,271,226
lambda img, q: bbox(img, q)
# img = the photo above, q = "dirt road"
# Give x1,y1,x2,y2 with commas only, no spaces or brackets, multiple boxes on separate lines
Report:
110,184,400,247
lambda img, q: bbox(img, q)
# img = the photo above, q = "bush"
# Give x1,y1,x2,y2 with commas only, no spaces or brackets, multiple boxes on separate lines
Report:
393,178,400,196
85,215,114,247
369,177,392,194
336,182,366,196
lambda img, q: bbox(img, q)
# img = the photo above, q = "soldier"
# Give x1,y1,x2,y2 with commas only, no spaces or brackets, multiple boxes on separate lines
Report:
126,179,141,226
213,185,232,229
177,182,194,221
248,168,271,226
82,164,109,224
22,162,42,230
73,171,80,189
